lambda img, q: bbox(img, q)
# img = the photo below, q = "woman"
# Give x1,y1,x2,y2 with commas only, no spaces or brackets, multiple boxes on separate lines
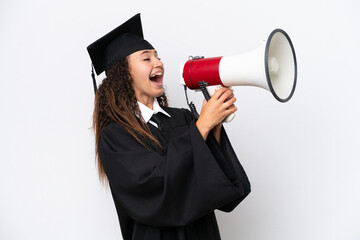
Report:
87,14,251,240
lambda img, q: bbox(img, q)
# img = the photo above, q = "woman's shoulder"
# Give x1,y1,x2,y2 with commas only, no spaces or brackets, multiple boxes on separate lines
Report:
99,121,145,152
100,121,134,143
102,121,126,134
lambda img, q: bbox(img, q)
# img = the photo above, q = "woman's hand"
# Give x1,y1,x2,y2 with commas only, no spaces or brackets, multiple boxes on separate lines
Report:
196,87,237,140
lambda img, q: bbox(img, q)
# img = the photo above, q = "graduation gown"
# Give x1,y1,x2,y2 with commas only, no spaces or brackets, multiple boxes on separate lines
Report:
98,107,251,240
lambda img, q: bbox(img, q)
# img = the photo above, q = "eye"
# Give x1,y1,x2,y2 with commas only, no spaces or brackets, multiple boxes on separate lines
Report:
143,58,150,61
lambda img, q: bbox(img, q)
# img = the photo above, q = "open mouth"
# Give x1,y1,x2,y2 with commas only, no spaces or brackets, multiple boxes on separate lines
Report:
149,72,163,87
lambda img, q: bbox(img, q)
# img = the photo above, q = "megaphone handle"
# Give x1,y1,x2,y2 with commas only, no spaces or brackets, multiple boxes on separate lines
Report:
224,113,235,123
198,81,211,101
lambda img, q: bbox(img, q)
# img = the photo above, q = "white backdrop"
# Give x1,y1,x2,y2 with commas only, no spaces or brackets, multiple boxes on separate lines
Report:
1,0,359,239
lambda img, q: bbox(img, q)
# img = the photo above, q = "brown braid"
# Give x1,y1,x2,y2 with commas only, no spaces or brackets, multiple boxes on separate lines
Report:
92,57,168,185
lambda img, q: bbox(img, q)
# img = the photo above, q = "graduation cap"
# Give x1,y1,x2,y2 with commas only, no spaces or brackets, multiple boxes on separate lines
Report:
87,13,154,93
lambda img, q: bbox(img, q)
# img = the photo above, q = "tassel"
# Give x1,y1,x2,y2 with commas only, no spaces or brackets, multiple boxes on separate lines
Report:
91,64,97,94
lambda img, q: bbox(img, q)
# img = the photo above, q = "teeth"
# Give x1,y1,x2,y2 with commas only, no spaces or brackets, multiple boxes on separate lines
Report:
150,72,163,78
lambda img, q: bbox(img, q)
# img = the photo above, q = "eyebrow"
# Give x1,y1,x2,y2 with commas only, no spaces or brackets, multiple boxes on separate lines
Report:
140,50,158,55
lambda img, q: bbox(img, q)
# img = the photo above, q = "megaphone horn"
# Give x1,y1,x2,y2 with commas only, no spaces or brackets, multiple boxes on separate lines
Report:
180,28,297,103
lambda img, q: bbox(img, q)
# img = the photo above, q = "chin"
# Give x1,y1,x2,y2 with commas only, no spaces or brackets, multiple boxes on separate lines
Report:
155,91,164,98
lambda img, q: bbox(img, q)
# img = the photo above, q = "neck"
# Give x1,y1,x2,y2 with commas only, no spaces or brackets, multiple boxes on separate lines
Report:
137,96,154,110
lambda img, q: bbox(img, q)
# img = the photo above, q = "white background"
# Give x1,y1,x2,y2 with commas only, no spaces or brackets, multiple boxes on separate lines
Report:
1,0,359,239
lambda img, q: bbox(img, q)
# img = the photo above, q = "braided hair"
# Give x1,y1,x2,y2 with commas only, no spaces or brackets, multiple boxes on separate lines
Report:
92,57,168,184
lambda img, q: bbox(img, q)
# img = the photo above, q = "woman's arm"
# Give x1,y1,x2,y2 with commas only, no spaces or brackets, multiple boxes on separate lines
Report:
212,123,223,145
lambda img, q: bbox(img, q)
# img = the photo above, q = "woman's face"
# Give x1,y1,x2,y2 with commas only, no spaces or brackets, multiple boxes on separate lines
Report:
128,49,164,106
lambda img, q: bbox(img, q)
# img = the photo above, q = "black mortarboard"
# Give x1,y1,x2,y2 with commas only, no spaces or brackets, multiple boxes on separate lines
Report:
87,13,154,93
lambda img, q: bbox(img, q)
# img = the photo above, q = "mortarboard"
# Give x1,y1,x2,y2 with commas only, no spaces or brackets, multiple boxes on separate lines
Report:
87,13,154,93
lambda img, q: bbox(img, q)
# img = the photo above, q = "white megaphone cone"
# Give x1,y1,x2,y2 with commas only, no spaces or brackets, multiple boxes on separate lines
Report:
180,29,297,122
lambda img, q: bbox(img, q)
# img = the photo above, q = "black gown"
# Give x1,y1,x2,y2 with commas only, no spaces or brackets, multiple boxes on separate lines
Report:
98,107,251,240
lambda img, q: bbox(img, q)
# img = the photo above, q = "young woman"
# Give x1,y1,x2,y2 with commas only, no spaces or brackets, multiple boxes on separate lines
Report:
88,14,251,240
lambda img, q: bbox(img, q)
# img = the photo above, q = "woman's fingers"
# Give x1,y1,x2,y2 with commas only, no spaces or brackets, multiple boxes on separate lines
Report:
210,88,237,115
225,96,236,108
212,87,230,99
227,103,237,110
197,87,238,130
218,88,234,102
225,94,234,101
226,104,237,113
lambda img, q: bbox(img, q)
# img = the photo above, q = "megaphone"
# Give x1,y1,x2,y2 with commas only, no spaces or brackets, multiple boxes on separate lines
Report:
179,29,297,121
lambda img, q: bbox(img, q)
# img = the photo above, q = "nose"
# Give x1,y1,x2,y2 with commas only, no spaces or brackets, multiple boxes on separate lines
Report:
154,57,163,69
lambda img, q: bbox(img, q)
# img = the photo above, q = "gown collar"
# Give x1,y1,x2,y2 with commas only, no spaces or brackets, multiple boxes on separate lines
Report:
137,98,171,124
